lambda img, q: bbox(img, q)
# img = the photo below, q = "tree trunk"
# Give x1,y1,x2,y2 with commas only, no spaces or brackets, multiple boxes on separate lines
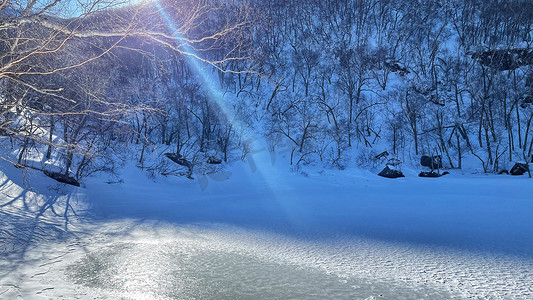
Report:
46,114,54,160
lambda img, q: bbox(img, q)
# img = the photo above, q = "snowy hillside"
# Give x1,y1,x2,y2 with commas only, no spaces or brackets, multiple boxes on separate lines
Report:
2,0,533,180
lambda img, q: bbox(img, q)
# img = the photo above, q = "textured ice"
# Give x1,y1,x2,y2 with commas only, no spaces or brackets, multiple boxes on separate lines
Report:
2,222,533,299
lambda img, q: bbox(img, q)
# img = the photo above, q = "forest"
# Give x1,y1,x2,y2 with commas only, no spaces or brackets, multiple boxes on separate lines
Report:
2,0,533,182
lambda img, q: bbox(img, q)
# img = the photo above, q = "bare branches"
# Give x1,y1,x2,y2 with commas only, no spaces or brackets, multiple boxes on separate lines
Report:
0,0,8,11
0,0,254,178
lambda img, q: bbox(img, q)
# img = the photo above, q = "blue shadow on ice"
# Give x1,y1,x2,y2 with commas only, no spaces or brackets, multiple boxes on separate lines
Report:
83,163,533,259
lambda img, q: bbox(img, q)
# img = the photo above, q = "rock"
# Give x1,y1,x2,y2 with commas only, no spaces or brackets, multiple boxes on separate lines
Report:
43,170,80,187
419,171,439,177
472,48,533,71
378,166,405,179
384,59,409,76
498,170,509,175
418,171,449,178
510,163,529,176
420,155,443,169
207,157,222,164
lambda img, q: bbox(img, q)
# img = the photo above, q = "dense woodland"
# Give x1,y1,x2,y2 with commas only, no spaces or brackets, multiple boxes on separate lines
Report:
1,0,533,182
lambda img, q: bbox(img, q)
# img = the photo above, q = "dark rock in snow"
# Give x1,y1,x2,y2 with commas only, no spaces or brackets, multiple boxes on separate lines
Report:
378,166,405,178
418,171,449,178
510,163,529,176
165,153,192,168
384,59,409,76
43,170,80,187
419,171,439,177
207,157,222,164
498,170,509,175
420,155,443,170
472,48,533,71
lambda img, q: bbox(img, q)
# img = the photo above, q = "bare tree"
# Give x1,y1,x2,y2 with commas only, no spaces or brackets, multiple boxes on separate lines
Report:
0,0,253,179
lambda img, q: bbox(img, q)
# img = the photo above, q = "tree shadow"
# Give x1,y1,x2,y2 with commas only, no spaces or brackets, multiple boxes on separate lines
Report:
0,163,147,275
0,164,91,271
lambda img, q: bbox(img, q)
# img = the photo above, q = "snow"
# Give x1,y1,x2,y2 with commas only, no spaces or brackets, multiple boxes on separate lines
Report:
1,149,533,299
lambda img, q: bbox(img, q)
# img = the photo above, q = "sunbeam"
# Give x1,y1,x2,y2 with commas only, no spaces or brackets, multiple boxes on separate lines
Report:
150,0,312,229
153,0,240,134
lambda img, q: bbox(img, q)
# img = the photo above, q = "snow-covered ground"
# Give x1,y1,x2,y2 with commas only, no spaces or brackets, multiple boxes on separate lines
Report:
1,150,533,299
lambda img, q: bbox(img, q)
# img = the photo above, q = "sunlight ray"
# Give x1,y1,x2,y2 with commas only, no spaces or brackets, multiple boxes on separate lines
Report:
152,0,307,227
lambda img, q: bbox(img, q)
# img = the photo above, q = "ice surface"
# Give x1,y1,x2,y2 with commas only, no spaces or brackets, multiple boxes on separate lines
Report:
1,156,533,299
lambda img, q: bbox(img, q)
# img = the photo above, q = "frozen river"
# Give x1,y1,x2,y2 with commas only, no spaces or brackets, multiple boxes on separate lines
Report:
64,224,460,299
1,161,533,299
2,219,533,299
